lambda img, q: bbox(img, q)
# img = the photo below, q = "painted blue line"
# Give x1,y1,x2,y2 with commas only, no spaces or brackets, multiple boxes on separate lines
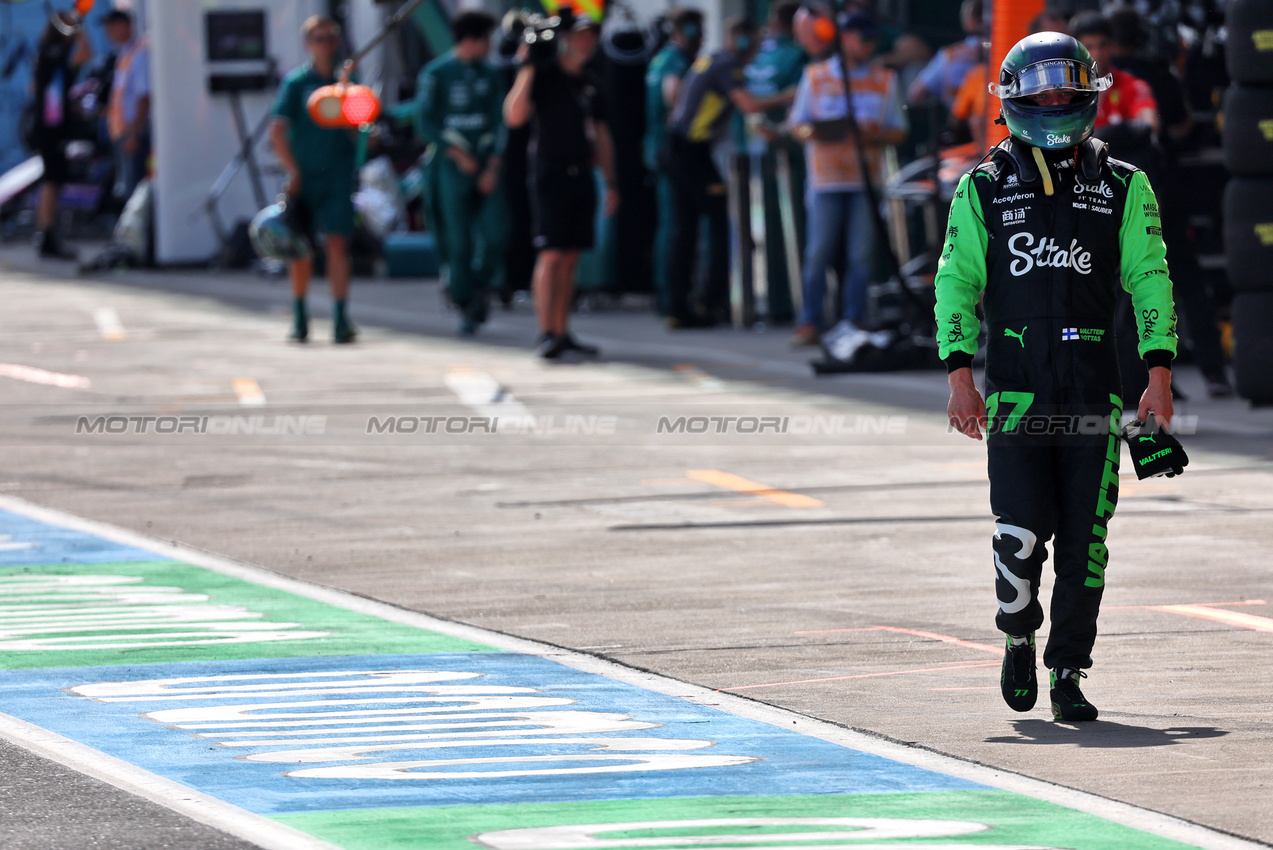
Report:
0,505,990,821
0,509,166,567
0,654,983,815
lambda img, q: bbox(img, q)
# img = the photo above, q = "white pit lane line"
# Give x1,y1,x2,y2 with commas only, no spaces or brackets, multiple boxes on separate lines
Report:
444,368,535,424
93,307,127,342
0,712,342,850
0,492,1261,850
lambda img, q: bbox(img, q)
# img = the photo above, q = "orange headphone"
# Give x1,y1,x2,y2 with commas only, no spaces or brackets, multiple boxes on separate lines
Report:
793,3,836,57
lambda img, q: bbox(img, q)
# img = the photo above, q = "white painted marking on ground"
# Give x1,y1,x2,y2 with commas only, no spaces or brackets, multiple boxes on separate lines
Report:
0,363,91,390
93,307,127,341
0,534,37,552
69,668,757,779
0,712,342,850
232,378,267,406
474,818,994,849
443,368,534,425
0,493,1262,850
0,574,330,650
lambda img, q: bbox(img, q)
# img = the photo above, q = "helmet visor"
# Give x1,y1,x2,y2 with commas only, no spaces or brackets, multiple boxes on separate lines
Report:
991,59,1112,99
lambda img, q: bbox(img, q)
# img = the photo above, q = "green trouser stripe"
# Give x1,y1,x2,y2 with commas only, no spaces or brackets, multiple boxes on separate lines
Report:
1087,393,1123,588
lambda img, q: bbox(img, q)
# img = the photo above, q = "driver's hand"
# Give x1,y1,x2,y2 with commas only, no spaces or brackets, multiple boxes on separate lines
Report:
948,368,987,441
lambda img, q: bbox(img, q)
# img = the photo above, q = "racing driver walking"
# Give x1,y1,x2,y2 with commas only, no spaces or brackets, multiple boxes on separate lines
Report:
935,33,1178,721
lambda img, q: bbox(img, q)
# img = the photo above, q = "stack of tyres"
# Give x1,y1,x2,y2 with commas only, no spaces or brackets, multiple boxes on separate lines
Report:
1224,0,1273,403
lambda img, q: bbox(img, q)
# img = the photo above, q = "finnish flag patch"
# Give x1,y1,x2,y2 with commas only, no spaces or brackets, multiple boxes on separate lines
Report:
1061,327,1080,341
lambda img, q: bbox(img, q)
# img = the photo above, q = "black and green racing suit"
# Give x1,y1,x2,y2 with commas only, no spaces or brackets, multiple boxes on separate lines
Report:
934,137,1178,671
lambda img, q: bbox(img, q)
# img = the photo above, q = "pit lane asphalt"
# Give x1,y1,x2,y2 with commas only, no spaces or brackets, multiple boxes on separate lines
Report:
1,248,1271,847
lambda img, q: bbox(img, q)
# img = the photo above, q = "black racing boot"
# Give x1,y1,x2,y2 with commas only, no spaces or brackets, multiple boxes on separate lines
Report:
1000,633,1037,712
1050,668,1099,721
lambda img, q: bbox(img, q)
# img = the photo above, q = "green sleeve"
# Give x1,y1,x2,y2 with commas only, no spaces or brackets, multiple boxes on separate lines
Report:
934,172,989,362
271,72,300,123
414,63,443,146
1118,169,1179,359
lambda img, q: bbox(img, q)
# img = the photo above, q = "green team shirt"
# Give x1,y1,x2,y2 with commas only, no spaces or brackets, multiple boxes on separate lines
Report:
644,43,692,170
271,63,358,181
734,35,806,150
415,51,505,162
935,165,1178,363
747,35,806,114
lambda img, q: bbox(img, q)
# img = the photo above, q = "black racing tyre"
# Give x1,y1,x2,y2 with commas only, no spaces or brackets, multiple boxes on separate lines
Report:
1227,0,1273,85
1223,178,1273,291
1231,290,1273,404
1223,85,1273,176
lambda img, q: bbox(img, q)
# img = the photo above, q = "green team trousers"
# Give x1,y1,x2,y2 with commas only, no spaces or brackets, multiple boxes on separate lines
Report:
424,155,507,323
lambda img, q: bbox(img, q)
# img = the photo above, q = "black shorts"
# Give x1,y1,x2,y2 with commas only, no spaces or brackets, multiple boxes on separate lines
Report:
37,136,70,185
531,163,596,252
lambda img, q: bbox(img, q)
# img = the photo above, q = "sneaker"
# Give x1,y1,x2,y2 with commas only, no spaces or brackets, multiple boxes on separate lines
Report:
536,332,568,360
1000,634,1037,712
333,317,358,344
559,333,599,357
1050,668,1099,721
35,230,76,261
822,320,873,364
790,323,821,348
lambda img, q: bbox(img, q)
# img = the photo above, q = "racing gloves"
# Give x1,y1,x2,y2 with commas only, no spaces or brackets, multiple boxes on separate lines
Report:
1121,416,1189,479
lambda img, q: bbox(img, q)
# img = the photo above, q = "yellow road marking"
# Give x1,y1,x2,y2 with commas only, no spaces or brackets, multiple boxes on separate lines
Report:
672,364,724,390
686,469,823,508
232,378,266,406
1152,604,1273,633
1108,599,1273,633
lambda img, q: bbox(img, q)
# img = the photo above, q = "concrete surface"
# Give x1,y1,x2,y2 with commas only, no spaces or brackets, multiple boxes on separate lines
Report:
0,246,1270,846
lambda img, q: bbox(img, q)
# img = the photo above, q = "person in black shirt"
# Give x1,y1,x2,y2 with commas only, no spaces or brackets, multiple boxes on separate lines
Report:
30,12,91,259
504,15,618,360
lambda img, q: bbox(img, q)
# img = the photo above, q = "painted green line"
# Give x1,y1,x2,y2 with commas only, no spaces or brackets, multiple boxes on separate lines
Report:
273,791,1205,850
0,561,493,670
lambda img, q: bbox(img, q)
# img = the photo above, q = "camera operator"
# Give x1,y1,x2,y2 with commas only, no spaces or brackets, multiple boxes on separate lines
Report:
504,12,617,360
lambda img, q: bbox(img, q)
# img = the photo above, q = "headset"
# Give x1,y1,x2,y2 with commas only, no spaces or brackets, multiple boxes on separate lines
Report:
793,3,836,57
